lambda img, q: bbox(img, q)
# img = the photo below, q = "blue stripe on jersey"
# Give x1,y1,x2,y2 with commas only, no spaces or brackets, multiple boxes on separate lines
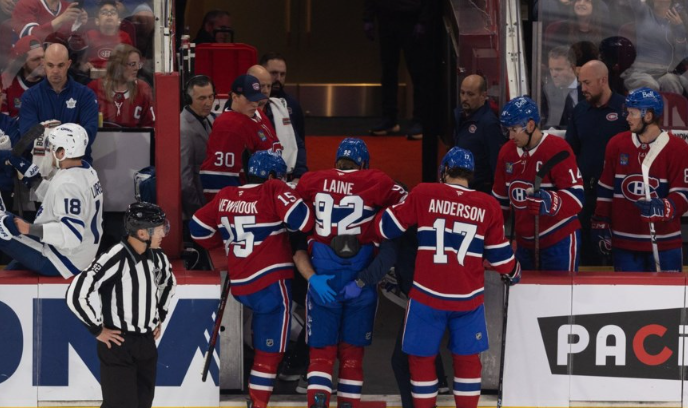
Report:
411,382,438,395
284,201,310,231
492,191,510,209
47,244,81,275
338,382,362,395
380,210,405,240
559,185,585,206
225,223,284,244
454,380,481,392
61,217,84,242
412,282,484,302
612,231,681,242
484,242,514,266
521,216,577,242
218,225,230,241
249,373,275,388
308,374,333,389
189,216,216,240
200,172,240,192
597,182,613,199
417,229,484,254
328,206,375,229
230,264,292,287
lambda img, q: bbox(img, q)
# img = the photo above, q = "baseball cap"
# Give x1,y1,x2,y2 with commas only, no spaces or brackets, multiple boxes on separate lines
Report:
231,74,267,102
10,35,42,60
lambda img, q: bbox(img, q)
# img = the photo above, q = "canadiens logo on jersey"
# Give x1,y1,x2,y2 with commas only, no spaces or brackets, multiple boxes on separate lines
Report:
98,48,112,60
620,174,659,202
508,180,532,209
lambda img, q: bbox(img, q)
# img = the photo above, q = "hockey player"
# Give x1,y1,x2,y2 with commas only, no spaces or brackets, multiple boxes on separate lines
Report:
493,96,584,271
593,87,688,271
200,74,282,200
376,147,521,408
190,151,313,408
293,138,407,408
0,123,103,277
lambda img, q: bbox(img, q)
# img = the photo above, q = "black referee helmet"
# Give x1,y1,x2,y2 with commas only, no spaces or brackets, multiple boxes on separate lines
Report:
124,202,168,237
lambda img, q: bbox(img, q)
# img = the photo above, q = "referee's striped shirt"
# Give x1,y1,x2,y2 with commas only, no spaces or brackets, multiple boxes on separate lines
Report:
66,239,177,336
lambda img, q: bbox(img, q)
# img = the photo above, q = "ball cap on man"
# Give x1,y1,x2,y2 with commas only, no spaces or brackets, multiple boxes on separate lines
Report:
2,35,42,88
232,74,268,102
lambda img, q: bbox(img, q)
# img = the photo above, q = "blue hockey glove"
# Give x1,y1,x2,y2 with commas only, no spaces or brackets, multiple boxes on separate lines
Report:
308,274,336,304
526,189,561,216
501,262,522,286
339,280,363,300
7,155,40,187
590,216,612,256
635,198,675,222
0,213,20,240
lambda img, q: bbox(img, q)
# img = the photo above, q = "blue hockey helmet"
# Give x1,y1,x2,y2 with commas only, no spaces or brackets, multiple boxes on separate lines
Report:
439,147,475,181
500,96,540,128
335,137,369,169
248,150,287,180
625,87,663,118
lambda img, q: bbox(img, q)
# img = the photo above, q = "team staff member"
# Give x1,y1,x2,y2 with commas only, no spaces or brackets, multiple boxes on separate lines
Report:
376,147,520,408
493,96,584,271
593,88,688,271
565,60,628,266
66,202,176,408
191,151,313,408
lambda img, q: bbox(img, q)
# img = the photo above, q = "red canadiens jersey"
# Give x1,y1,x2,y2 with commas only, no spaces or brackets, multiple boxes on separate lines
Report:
492,133,584,249
377,183,517,311
595,131,688,251
85,30,133,69
296,168,407,246
2,75,39,117
12,0,72,39
190,179,314,296
200,110,282,200
88,79,155,128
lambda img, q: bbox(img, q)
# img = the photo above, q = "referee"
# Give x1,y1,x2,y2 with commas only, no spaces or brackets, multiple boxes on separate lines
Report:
66,202,176,408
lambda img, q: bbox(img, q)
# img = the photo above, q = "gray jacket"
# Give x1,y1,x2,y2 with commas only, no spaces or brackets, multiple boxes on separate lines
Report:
180,107,215,220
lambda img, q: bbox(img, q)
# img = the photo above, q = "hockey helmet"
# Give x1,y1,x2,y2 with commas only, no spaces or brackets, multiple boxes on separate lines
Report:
48,123,88,159
335,137,369,169
500,96,540,128
439,147,474,181
248,150,287,180
124,201,169,237
625,87,663,117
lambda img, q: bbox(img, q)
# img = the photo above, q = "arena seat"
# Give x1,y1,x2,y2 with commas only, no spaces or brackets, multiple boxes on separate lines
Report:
194,43,257,96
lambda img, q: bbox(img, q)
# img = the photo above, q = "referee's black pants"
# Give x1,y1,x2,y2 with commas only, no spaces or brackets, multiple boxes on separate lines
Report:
98,332,158,408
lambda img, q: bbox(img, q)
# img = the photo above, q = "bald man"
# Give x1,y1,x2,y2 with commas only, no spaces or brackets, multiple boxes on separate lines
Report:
452,74,504,193
565,59,629,266
19,43,98,162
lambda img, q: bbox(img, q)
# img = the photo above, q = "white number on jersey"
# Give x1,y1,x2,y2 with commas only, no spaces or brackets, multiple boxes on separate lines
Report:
432,218,477,266
313,193,364,237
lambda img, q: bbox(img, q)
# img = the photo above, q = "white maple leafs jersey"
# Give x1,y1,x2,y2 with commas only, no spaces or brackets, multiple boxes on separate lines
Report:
34,162,104,277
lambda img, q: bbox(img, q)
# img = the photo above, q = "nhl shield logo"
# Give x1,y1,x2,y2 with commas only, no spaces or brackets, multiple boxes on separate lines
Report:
620,153,628,165
506,162,513,174
469,124,477,133
266,339,274,347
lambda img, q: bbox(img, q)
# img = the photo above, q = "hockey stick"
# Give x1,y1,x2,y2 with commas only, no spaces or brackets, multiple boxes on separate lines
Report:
11,123,51,157
640,132,670,272
201,273,231,382
533,150,570,270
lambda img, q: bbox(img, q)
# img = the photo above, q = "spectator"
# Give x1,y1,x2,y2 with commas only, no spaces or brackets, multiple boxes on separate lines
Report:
543,46,578,127
566,60,629,266
180,74,215,221
593,88,688,272
193,10,232,44
559,41,598,126
1,35,44,117
199,74,279,200
452,74,504,193
19,43,98,162
87,43,154,128
43,30,91,85
494,96,584,271
621,0,688,94
11,0,86,41
1,123,103,277
364,0,429,139
599,36,636,95
127,3,154,75
545,0,610,52
83,0,133,71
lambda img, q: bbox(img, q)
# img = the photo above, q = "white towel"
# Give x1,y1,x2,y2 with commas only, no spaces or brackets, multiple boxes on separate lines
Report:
268,97,298,174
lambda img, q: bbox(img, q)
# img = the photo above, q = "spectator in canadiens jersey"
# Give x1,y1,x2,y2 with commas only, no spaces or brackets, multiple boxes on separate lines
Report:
19,43,99,162
1,35,45,117
190,151,313,408
293,138,407,408
83,0,133,71
11,0,87,40
66,202,176,408
493,96,584,271
199,74,281,200
592,88,688,272
0,123,103,278
376,147,521,408
88,43,154,128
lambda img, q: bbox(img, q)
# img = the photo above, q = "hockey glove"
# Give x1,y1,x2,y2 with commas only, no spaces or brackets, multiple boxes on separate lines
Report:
7,155,40,187
501,262,522,286
635,197,675,222
0,213,20,240
308,274,336,304
590,216,612,256
526,189,561,216
339,280,363,300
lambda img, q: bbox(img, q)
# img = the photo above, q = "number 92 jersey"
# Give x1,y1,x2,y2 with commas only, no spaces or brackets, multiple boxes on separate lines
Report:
295,168,407,247
190,179,313,296
377,183,516,312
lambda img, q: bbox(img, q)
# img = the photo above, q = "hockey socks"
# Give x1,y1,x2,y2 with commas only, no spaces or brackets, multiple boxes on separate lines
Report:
409,354,439,408
337,342,364,408
248,350,283,408
452,353,482,408
307,345,337,407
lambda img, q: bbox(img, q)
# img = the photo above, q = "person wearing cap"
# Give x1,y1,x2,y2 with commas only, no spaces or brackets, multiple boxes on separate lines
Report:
11,0,87,41
199,74,281,201
1,35,44,117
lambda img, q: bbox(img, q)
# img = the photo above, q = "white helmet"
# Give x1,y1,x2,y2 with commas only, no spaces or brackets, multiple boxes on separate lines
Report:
48,123,88,160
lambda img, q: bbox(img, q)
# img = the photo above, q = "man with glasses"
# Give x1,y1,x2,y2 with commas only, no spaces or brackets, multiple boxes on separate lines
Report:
493,96,584,271
84,0,133,70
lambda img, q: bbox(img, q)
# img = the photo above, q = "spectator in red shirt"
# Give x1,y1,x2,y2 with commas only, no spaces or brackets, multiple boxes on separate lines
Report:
87,43,154,128
84,0,133,71
11,0,86,40
1,34,44,117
